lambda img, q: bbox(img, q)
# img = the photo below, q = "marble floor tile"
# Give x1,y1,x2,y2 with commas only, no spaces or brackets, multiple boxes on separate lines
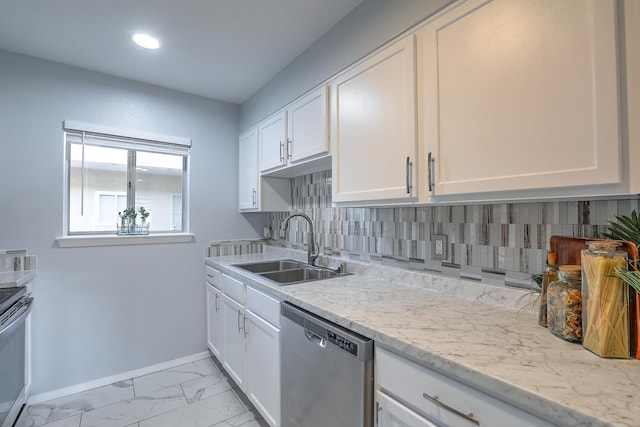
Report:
18,414,82,427
180,370,231,404
79,385,186,427
16,381,134,427
212,411,263,427
17,358,266,427
193,357,218,376
133,362,210,396
138,389,245,427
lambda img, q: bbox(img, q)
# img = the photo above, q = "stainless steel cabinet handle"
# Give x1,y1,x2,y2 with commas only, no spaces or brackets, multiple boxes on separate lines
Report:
279,141,284,162
252,188,257,206
214,294,220,313
237,309,243,333
427,152,434,192
243,314,249,338
422,393,480,426
287,138,292,160
405,156,413,194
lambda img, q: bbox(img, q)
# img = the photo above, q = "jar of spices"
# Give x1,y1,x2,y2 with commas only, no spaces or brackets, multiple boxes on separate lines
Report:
547,265,582,343
581,241,629,358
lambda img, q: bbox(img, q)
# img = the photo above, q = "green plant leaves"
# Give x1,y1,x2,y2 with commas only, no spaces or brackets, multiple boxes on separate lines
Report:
603,210,640,250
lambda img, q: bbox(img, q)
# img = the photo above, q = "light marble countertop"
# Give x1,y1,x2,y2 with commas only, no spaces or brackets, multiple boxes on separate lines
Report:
0,270,36,288
206,247,640,427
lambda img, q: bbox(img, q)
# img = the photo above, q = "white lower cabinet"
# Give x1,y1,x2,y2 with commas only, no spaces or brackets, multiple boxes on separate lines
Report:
205,266,223,359
222,293,246,388
246,309,280,426
376,347,555,427
205,283,223,359
205,266,281,427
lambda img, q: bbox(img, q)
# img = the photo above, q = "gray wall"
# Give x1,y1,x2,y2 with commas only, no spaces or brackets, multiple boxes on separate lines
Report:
0,50,265,395
239,0,454,130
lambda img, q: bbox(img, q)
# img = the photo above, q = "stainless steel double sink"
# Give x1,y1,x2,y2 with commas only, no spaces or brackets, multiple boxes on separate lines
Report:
232,259,349,285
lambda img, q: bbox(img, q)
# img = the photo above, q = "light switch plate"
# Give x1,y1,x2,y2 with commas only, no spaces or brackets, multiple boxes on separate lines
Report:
431,234,448,260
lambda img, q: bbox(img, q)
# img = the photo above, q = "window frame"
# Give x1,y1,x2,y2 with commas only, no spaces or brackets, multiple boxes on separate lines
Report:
61,120,192,241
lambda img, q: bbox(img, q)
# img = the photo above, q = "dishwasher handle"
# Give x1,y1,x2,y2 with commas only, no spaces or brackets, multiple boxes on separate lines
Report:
304,329,327,348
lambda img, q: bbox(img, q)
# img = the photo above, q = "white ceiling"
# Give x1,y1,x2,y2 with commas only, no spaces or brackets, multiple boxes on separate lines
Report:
0,0,365,104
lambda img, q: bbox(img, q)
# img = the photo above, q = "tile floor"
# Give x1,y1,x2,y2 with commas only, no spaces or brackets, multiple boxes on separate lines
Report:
15,356,268,427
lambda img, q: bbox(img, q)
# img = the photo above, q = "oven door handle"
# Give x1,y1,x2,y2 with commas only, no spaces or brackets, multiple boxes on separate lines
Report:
0,297,33,338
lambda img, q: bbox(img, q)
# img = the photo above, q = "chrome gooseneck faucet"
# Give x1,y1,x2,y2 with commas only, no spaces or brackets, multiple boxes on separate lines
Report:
281,212,318,266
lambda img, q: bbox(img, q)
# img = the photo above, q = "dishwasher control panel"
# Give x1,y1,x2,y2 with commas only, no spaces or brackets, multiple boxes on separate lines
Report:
327,330,358,356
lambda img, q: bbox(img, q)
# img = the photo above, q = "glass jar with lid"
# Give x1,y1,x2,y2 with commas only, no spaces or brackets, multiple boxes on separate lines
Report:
581,241,629,358
547,265,582,343
538,252,558,327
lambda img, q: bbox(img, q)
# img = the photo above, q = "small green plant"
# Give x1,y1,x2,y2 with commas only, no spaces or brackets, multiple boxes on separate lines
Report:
604,210,640,289
138,207,150,223
118,206,149,235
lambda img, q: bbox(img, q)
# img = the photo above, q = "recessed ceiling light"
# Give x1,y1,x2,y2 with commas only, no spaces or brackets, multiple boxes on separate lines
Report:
132,33,160,50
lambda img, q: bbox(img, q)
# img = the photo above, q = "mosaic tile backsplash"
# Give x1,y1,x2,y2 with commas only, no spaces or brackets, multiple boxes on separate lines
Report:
267,170,640,289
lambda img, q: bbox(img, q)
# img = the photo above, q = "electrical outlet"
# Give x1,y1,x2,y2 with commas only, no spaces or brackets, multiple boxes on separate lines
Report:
431,234,448,260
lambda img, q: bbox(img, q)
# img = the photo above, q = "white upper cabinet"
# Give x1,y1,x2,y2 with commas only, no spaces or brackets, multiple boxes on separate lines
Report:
239,126,290,212
259,111,288,172
330,35,418,205
258,86,331,178
287,86,329,164
418,0,622,202
239,128,259,211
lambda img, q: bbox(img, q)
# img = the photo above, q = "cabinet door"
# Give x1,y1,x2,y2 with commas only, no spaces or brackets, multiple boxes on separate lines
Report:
239,128,259,211
377,391,438,427
331,34,418,204
222,294,246,389
420,0,620,199
259,110,287,172
205,283,223,360
246,310,280,427
288,86,329,163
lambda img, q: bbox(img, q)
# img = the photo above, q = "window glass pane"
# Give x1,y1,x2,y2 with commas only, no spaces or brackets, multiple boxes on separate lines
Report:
135,152,184,232
69,144,128,233
171,194,183,231
99,195,115,223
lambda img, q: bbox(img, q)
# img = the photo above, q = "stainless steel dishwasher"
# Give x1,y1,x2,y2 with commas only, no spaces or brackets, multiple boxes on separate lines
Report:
281,302,374,427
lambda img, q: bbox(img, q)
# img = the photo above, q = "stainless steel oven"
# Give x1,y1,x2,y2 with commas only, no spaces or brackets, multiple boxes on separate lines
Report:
0,287,33,427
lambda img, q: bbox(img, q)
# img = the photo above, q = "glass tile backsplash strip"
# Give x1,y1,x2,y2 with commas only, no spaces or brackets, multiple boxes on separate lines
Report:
267,170,640,289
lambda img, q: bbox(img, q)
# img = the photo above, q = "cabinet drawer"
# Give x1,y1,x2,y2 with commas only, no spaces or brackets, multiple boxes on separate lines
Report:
247,286,280,327
376,347,554,427
377,390,438,427
222,274,245,304
205,265,222,289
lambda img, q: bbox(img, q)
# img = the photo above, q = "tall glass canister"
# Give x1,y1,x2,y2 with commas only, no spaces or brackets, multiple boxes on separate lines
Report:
581,241,629,358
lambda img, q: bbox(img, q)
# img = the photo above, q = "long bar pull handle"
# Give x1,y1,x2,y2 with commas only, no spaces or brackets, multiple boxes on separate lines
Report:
214,293,220,313
404,156,411,194
422,393,480,426
237,309,243,333
406,156,413,194
252,188,257,206
427,152,434,192
287,138,292,160
243,314,249,338
279,141,285,163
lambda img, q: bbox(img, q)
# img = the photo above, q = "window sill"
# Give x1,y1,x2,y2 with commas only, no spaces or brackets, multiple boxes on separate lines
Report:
55,233,195,248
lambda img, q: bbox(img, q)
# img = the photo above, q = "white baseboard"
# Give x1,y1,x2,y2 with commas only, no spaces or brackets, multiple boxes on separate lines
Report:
28,351,211,405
